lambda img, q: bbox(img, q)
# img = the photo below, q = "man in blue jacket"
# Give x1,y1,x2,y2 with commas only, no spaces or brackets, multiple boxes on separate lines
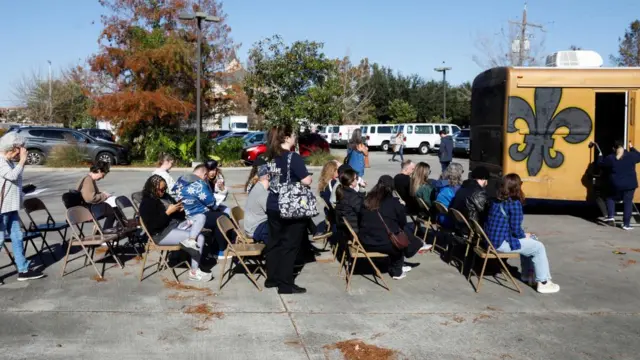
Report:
438,130,454,172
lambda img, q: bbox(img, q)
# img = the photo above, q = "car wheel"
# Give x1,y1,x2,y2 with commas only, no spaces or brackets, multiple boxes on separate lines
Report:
418,143,430,155
381,141,389,152
96,152,115,165
26,150,45,165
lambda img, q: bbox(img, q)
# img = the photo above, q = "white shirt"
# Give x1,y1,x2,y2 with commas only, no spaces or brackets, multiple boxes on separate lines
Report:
152,168,176,195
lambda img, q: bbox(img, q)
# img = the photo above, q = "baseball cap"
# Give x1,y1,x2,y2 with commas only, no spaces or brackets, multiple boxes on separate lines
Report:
470,166,490,180
204,159,218,171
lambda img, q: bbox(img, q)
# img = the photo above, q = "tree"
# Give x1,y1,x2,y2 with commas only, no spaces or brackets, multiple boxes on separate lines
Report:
88,0,237,133
569,45,583,50
611,20,640,66
472,24,545,69
388,99,416,123
335,56,374,124
243,35,341,127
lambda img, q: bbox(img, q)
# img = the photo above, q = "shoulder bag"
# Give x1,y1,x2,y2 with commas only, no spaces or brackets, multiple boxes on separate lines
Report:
377,210,409,249
278,153,319,219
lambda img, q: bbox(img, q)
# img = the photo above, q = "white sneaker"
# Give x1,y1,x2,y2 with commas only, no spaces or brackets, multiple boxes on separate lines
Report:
603,217,615,222
622,226,634,231
536,280,560,294
188,268,211,281
402,266,413,273
392,272,407,280
419,244,433,252
181,238,199,251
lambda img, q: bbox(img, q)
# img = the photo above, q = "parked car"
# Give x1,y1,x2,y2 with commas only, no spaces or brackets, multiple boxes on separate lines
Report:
360,124,394,151
5,126,130,166
78,128,116,142
453,129,470,156
241,132,329,164
317,125,338,143
243,131,266,147
214,131,250,144
390,123,461,154
207,130,232,139
330,125,361,146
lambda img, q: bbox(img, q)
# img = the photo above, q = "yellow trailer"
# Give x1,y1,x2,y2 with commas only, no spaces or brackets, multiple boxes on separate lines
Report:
470,67,640,202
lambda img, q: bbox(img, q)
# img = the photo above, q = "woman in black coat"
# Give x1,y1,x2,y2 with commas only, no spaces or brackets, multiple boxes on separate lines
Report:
359,175,428,279
335,169,364,237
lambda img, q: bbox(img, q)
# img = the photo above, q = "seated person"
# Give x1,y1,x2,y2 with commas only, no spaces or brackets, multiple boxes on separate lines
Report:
245,157,267,193
394,160,420,214
77,161,115,228
173,164,232,259
434,162,464,228
484,173,560,294
318,160,339,206
449,166,490,236
204,159,230,215
138,175,209,281
244,163,269,243
335,169,364,239
411,162,434,208
359,175,430,280
152,152,178,201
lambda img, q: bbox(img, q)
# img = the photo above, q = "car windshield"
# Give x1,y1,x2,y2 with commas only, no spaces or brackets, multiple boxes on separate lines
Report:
459,130,470,137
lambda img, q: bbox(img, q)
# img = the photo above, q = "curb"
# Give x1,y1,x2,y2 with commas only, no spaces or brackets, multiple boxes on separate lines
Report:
24,166,325,172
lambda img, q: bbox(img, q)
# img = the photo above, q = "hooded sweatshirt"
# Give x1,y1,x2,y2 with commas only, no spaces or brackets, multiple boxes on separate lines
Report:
172,174,216,217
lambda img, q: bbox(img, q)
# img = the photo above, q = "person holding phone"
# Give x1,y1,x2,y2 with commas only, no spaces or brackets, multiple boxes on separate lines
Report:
0,133,44,281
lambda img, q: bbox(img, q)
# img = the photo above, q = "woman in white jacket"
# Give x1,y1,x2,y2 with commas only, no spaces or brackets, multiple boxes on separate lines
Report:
0,133,44,281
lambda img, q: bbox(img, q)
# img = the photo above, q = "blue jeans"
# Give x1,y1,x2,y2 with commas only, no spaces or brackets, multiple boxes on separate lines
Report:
440,161,451,173
391,145,404,161
252,221,269,243
0,211,30,273
606,189,635,227
497,236,551,282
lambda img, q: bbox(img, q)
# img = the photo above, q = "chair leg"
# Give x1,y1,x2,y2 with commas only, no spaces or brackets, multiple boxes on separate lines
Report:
467,253,477,281
337,250,346,277
218,252,231,291
81,244,103,279
41,237,57,261
460,242,471,275
364,254,390,291
476,256,490,293
159,250,179,282
497,257,522,294
105,241,123,269
237,255,263,291
346,257,358,291
139,243,150,282
60,241,73,277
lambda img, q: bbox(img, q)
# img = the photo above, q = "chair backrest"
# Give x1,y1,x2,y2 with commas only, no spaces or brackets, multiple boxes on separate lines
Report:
23,197,55,226
470,219,496,252
137,217,157,244
131,191,143,210
115,195,137,220
230,206,244,229
342,216,361,257
217,216,237,248
66,206,95,226
434,201,448,215
417,198,430,213
450,208,474,237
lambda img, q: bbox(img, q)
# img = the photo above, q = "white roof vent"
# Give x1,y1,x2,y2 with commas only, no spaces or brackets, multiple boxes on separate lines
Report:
545,50,603,68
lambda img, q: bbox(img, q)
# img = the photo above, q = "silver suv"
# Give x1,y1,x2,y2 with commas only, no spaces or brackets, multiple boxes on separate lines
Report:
6,126,130,165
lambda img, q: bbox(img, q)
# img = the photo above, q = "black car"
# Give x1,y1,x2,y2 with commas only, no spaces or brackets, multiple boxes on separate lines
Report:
78,128,116,142
207,130,232,139
6,126,129,165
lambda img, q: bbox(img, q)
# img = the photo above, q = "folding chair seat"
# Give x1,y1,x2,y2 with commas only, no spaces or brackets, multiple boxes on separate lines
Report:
467,219,522,294
138,218,191,283
61,206,122,279
217,216,266,291
115,196,140,229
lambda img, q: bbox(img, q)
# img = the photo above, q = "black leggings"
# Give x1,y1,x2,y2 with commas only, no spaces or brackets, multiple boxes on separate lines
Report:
266,210,307,291
363,234,423,277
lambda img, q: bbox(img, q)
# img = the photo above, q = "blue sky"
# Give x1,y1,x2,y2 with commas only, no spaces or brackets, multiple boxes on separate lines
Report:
0,0,637,106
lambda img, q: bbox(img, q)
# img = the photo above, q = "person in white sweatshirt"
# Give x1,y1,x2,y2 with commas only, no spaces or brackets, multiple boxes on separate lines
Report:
152,153,177,198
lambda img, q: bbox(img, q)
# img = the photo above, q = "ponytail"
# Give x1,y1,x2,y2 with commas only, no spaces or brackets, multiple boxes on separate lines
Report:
335,169,357,203
335,184,345,202
266,124,294,159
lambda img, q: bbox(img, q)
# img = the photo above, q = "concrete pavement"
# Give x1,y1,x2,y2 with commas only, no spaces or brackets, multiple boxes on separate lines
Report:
0,152,639,359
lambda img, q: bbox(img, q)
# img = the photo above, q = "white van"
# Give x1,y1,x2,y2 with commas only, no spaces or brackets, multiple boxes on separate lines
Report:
360,124,395,151
330,125,361,146
317,125,339,142
390,123,461,154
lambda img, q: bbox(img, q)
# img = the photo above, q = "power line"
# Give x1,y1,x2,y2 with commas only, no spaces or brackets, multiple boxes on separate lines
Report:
508,1,544,66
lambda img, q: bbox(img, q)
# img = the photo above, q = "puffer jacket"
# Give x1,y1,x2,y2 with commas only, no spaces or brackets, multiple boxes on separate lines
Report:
449,179,488,235
335,186,364,235
172,174,216,217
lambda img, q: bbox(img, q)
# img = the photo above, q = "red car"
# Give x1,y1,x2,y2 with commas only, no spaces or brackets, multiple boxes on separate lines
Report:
242,133,329,164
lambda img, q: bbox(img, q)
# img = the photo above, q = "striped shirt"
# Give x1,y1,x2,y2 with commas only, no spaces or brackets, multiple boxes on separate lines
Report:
0,157,24,214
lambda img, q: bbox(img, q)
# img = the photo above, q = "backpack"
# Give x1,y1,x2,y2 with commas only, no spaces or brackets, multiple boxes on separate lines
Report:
62,176,89,209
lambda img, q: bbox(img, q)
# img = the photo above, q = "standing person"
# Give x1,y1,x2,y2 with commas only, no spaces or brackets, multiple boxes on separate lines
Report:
244,163,270,243
359,175,429,279
0,133,44,281
138,175,209,281
265,125,313,294
152,153,177,197
598,140,640,230
438,130,453,172
484,173,560,294
411,162,435,207
390,130,404,162
346,129,368,180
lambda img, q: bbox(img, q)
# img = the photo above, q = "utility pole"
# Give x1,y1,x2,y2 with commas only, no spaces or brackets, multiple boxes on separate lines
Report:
47,60,52,122
434,63,452,121
509,2,543,66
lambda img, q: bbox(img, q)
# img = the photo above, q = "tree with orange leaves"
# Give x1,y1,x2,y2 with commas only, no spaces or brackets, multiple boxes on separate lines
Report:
89,0,237,134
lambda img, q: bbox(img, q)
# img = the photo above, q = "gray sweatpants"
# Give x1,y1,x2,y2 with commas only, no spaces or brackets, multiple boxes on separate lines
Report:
156,214,206,270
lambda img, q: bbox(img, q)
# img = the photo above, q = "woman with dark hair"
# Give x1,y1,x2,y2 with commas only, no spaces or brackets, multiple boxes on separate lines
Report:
152,153,177,197
335,169,364,237
359,175,428,279
245,157,267,193
138,175,209,281
264,125,313,294
346,129,368,181
598,140,640,230
484,173,560,294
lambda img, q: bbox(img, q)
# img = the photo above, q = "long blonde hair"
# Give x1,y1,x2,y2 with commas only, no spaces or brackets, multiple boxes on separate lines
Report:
410,162,431,196
318,160,339,192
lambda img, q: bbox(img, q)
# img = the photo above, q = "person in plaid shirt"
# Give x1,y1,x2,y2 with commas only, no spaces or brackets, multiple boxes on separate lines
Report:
484,173,560,294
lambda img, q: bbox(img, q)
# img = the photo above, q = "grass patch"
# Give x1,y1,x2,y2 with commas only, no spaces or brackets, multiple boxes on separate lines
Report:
46,145,91,167
304,150,339,166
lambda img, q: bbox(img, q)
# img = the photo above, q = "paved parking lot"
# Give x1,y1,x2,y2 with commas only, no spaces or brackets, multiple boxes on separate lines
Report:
1,152,639,359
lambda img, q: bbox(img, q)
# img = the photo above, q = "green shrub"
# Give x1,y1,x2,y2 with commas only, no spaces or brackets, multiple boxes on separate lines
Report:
304,150,339,166
211,137,244,165
47,145,90,167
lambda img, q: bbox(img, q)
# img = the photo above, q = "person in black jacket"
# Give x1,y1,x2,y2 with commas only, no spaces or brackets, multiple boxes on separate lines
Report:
449,166,490,236
359,175,428,279
335,169,364,237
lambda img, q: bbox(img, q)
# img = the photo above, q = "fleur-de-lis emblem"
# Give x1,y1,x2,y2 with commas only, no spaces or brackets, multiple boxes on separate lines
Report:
508,88,593,176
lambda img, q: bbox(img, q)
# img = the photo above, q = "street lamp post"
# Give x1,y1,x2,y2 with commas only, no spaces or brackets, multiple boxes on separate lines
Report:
434,64,452,122
179,12,221,163
47,60,52,122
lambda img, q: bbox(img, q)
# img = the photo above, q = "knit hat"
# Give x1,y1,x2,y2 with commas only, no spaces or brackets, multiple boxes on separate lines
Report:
470,166,490,180
204,159,218,171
